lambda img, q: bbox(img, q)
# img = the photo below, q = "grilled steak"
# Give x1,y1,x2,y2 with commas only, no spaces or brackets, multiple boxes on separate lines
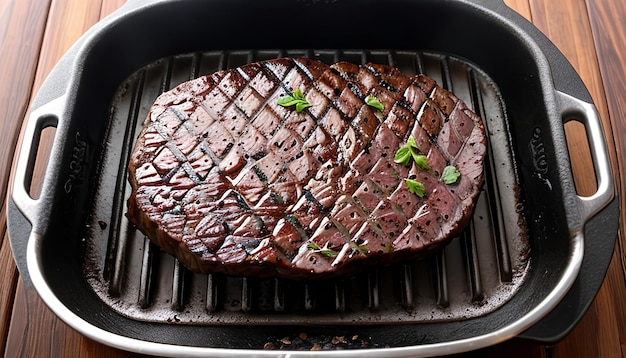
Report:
127,58,486,279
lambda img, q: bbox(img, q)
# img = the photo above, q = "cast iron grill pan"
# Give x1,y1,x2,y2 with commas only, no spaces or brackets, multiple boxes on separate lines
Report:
86,49,528,326
7,0,618,356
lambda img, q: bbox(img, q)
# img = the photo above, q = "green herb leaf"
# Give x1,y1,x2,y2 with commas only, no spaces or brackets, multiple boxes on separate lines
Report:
277,97,299,106
412,153,429,170
349,242,370,255
277,89,311,113
295,101,312,113
293,88,306,101
405,179,425,197
319,249,338,258
365,95,384,111
393,146,412,165
307,242,321,251
441,165,461,184
307,242,338,258
395,135,428,169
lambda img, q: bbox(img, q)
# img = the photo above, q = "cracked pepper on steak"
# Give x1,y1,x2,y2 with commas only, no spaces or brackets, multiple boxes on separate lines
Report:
126,58,486,279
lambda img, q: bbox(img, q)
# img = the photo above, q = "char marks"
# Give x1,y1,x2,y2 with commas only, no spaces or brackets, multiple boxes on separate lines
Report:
127,58,486,279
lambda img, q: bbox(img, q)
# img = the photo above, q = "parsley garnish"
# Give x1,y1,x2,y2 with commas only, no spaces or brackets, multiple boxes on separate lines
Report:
365,95,384,111
405,179,426,198
394,135,430,170
277,88,311,113
307,242,338,258
319,249,338,258
414,154,429,171
393,146,412,166
441,165,461,184
349,241,370,255
307,242,321,250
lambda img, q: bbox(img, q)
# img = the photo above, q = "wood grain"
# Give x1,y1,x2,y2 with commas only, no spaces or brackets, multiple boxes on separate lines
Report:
0,238,17,355
0,0,52,354
6,277,145,358
586,0,626,354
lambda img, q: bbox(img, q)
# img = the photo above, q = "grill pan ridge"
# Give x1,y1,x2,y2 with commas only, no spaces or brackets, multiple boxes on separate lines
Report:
7,0,618,356
86,49,529,326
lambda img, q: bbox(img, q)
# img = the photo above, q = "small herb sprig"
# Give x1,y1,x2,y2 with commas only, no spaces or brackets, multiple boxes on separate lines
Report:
349,241,370,255
405,179,426,197
307,242,338,258
394,136,462,197
365,95,384,111
277,88,311,113
394,135,429,170
441,165,461,184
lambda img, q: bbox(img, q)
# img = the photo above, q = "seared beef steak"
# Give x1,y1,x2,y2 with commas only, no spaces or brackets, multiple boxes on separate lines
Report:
127,58,486,279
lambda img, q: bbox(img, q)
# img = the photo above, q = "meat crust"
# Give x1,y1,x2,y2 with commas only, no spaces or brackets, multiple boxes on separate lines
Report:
127,58,486,279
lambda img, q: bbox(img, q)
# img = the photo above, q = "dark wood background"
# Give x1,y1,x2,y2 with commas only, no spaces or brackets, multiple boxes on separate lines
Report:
0,0,624,356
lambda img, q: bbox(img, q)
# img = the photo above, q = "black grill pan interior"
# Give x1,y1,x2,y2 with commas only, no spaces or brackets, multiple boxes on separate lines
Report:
84,49,529,330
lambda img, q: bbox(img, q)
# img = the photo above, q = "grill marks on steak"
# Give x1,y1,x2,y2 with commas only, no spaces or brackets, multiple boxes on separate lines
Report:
127,58,486,279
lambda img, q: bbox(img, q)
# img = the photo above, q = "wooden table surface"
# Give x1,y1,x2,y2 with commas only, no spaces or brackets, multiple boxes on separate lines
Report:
0,0,624,356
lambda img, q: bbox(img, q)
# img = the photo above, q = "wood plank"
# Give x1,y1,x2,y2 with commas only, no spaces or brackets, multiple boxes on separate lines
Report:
585,0,626,353
0,0,51,355
0,237,17,355
5,278,144,358
29,0,103,90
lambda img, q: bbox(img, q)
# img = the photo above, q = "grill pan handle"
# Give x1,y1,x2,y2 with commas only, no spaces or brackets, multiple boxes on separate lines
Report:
11,96,65,227
557,91,615,225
